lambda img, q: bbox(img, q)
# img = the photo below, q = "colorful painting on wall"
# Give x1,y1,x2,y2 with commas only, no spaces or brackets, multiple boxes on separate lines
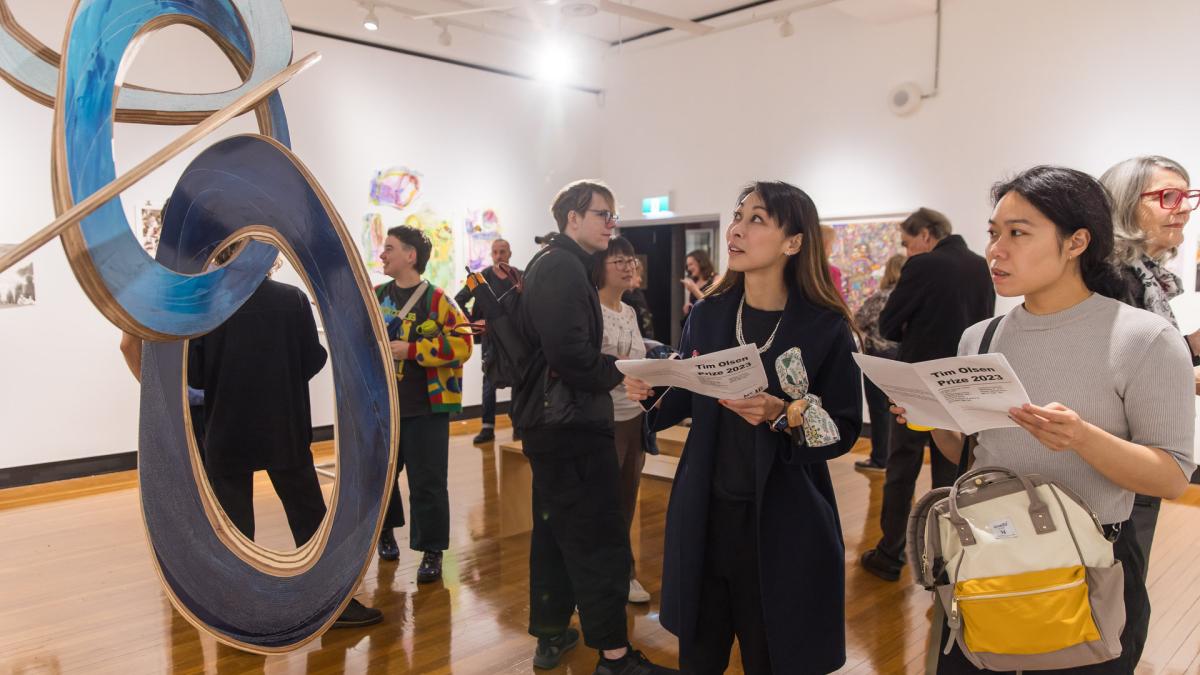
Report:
0,244,35,308
464,209,502,272
369,167,421,211
825,217,905,313
404,208,456,291
360,212,386,274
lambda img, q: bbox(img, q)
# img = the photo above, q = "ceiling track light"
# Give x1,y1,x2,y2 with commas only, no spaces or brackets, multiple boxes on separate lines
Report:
437,23,453,47
363,4,379,31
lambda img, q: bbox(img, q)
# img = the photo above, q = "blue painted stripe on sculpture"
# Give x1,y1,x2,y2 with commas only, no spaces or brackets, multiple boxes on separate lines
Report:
59,0,289,337
142,135,392,647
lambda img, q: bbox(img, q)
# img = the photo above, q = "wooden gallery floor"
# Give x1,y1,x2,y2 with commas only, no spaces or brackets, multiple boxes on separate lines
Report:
3,418,1200,674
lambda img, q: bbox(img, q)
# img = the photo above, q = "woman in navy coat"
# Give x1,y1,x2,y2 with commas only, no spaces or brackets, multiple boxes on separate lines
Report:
628,181,862,674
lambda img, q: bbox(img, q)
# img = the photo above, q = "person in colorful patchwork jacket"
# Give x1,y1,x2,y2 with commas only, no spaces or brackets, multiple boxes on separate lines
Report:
375,225,473,584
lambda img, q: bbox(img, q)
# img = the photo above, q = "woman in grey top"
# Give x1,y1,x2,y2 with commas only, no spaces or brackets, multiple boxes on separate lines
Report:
894,166,1195,673
1100,156,1200,569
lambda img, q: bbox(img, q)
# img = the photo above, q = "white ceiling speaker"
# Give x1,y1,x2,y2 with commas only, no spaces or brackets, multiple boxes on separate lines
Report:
560,2,599,17
888,81,923,116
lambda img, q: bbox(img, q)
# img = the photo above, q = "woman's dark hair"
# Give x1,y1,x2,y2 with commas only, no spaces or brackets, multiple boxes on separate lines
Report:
710,181,858,337
591,236,636,288
387,225,432,274
991,166,1122,297
686,249,715,281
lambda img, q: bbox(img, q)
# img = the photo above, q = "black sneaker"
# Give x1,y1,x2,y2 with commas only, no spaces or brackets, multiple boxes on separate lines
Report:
854,459,886,473
473,427,495,444
417,550,443,583
533,628,579,669
593,648,678,675
331,599,383,628
377,529,399,561
859,548,902,582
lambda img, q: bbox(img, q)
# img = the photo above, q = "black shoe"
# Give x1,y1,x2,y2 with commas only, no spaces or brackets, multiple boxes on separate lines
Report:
533,628,579,669
594,648,678,675
417,550,443,583
512,428,522,442
854,459,886,473
331,599,383,629
859,548,902,582
377,529,399,561
473,427,495,444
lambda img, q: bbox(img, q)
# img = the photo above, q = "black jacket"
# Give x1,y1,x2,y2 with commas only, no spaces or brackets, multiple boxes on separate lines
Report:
454,264,521,322
188,279,328,473
880,234,994,363
649,288,863,673
511,235,623,449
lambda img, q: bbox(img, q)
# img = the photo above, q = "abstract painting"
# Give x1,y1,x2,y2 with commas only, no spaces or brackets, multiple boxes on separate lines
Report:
0,245,35,307
825,217,905,313
465,208,502,272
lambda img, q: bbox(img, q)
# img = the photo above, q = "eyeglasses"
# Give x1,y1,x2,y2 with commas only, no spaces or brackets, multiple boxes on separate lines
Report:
586,209,620,224
1141,188,1200,211
606,257,636,269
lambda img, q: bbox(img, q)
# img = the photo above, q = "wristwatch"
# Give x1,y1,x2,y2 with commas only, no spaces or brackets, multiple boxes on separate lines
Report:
770,399,810,433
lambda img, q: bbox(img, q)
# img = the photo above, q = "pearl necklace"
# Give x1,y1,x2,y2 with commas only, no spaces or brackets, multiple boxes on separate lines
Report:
736,295,784,354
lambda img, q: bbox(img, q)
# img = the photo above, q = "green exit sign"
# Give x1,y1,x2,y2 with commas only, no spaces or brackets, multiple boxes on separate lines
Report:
641,195,673,218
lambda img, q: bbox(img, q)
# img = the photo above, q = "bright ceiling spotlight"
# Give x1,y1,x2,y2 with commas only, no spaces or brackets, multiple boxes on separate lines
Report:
778,14,794,38
363,5,380,31
438,24,453,46
536,39,572,85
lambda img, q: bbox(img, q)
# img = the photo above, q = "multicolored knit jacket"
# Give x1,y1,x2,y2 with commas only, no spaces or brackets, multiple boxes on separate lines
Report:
375,281,473,413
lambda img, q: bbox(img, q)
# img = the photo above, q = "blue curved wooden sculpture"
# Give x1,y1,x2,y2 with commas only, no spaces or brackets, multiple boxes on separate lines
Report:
0,0,398,653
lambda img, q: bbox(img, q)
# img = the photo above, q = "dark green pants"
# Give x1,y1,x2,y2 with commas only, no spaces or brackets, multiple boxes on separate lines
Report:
383,412,450,552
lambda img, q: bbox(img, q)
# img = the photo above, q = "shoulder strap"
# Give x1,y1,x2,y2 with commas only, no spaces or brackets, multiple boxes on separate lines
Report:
958,314,1006,477
977,314,1005,354
396,280,429,319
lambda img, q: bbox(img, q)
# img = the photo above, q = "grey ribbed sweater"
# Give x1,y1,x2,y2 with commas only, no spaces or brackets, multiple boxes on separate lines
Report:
960,294,1197,524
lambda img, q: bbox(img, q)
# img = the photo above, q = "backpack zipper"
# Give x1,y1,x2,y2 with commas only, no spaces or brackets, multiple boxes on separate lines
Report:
956,576,1084,603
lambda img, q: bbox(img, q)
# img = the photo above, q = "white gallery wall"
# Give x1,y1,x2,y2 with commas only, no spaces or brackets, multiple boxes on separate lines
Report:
598,0,1200,320
8,0,1200,470
0,2,601,469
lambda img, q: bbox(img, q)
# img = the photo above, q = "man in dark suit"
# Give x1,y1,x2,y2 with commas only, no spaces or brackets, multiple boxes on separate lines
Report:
455,238,520,444
188,244,382,626
859,208,995,581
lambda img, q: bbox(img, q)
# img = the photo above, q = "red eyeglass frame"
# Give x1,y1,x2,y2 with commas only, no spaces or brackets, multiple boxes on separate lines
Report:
1140,188,1200,210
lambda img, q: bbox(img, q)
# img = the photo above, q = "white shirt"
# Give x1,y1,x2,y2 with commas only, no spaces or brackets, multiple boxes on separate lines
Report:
600,301,646,422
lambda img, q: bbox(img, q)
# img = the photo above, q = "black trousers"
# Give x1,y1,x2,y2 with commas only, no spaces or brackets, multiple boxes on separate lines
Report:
935,518,1149,674
480,341,498,427
876,423,957,564
1129,494,1160,580
383,412,450,552
681,498,772,675
206,464,327,546
527,437,630,651
863,378,892,466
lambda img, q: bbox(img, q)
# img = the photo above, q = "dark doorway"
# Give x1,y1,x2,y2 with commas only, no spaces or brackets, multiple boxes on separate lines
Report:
621,224,675,344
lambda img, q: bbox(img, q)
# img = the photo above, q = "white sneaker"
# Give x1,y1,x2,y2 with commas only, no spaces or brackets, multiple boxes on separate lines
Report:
628,578,650,603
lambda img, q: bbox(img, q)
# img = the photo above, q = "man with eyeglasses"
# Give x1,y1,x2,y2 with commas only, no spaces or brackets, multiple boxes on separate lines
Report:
512,180,675,674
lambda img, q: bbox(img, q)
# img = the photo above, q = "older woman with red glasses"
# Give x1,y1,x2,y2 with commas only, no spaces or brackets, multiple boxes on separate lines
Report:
1100,155,1200,575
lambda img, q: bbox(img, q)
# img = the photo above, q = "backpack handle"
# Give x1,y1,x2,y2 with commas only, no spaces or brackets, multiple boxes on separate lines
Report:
946,465,1057,546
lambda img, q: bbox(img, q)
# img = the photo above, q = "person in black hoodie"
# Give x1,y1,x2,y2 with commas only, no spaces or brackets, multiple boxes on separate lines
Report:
859,207,994,582
512,180,676,674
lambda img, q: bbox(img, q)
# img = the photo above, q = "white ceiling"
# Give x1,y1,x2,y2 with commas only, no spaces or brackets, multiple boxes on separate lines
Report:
285,1,807,48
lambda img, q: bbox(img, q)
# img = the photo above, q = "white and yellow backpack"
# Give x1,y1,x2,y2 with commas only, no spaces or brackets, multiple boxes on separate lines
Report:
908,466,1125,671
